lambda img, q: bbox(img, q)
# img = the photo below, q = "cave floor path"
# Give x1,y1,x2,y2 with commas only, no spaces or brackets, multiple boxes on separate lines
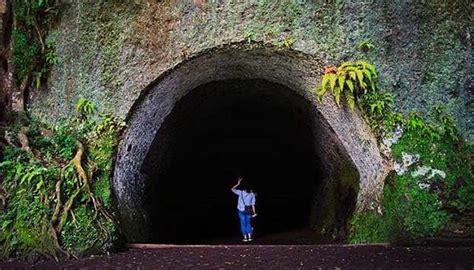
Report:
2,244,474,269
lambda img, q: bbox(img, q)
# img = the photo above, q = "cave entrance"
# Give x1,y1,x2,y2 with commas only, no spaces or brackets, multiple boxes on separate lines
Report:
113,47,387,245
138,79,358,244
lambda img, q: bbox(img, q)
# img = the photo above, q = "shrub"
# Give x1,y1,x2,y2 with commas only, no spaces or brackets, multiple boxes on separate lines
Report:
313,61,378,110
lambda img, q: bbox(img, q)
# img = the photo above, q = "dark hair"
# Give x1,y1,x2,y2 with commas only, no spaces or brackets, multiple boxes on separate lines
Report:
241,182,254,193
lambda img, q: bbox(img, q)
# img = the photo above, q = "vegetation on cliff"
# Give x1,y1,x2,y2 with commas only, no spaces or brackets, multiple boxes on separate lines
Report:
314,61,474,243
0,100,123,259
12,0,59,88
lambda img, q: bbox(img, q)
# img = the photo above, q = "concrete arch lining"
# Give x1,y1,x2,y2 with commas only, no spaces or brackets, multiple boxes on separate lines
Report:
113,45,388,242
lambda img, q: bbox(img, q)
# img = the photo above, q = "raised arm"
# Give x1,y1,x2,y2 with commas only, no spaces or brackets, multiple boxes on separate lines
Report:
231,178,242,194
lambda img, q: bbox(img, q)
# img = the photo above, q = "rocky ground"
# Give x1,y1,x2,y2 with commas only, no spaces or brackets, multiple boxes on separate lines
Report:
1,244,473,269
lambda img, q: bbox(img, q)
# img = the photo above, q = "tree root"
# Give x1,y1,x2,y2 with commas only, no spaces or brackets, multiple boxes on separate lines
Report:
6,132,115,256
57,186,82,232
71,141,87,187
51,169,64,224
55,139,113,234
70,140,110,221
48,223,70,260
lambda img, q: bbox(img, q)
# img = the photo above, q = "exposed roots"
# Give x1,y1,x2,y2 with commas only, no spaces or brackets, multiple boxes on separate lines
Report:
51,168,65,224
54,140,113,236
70,141,102,217
48,223,70,260
57,186,83,233
4,129,114,258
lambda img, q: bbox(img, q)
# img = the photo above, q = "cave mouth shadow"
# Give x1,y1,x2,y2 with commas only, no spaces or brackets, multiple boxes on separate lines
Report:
140,79,358,244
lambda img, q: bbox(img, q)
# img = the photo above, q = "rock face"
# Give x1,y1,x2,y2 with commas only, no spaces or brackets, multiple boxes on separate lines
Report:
29,1,472,139
26,1,471,241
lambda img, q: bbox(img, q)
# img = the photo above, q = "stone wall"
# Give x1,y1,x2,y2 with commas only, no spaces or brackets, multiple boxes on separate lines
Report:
30,0,472,139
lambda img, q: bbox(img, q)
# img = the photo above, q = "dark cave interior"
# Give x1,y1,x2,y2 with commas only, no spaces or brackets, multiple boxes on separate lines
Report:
141,79,352,244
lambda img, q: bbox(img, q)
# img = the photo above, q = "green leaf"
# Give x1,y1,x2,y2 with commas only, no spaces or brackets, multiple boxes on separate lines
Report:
2,220,13,230
371,81,376,91
321,74,330,91
346,80,354,92
0,160,13,168
370,103,377,113
345,90,355,110
329,73,337,92
356,70,365,88
340,61,353,68
356,61,375,72
338,75,345,93
363,69,372,82
334,86,341,105
36,178,44,190
35,73,41,89
313,85,327,98
15,164,23,178
361,82,368,92
349,71,356,81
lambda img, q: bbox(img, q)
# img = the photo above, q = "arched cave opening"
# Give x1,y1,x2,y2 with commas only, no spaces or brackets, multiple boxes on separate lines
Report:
139,79,359,244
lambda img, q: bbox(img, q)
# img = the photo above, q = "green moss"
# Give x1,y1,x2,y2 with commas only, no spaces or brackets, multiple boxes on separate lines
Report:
71,1,138,113
11,0,60,86
338,161,360,194
350,106,473,243
350,172,450,244
60,206,115,256
12,29,38,84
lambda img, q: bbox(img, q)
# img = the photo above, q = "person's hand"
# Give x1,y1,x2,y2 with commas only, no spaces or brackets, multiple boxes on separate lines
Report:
252,213,257,218
238,178,242,184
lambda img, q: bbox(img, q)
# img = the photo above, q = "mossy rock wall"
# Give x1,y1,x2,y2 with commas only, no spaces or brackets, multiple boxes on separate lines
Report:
29,0,472,140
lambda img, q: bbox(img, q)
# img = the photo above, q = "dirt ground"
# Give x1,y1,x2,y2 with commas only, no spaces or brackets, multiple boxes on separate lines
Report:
1,244,473,269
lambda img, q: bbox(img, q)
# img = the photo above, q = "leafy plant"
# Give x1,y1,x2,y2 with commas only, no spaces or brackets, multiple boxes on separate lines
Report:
76,97,96,118
431,105,460,141
45,44,59,66
243,28,255,44
12,0,60,86
279,36,295,48
405,113,441,141
313,61,378,110
359,91,400,137
358,39,375,52
361,91,394,115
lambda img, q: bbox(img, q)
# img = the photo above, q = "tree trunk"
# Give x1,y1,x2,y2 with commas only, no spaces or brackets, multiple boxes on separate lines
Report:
0,0,13,117
0,0,13,160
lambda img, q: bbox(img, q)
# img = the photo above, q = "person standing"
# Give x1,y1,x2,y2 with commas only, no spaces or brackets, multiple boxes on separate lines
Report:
231,177,257,242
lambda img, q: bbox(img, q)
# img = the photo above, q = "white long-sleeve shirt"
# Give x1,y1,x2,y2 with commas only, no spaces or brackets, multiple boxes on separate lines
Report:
231,188,256,212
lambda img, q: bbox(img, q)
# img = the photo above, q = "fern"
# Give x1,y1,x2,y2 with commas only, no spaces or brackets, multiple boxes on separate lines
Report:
312,61,378,110
358,39,375,52
243,28,255,44
76,97,96,118
277,36,296,48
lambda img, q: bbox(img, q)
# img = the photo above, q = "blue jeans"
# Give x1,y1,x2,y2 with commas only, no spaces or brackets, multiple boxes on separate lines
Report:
238,211,252,236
